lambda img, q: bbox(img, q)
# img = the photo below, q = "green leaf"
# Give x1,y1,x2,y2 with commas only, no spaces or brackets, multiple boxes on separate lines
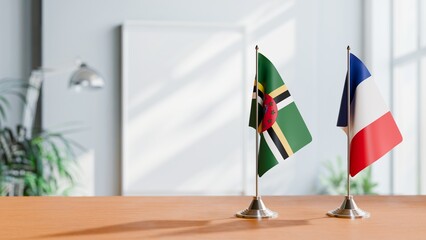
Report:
0,96,11,108
0,105,6,122
6,91,27,104
24,173,37,194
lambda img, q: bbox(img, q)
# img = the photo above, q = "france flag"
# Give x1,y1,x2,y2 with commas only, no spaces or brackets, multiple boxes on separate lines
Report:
337,53,403,177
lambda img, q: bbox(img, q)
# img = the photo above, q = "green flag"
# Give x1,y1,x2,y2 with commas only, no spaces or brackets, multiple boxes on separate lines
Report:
249,53,312,177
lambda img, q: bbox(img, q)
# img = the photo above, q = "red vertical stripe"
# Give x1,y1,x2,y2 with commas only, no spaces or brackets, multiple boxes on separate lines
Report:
350,112,403,177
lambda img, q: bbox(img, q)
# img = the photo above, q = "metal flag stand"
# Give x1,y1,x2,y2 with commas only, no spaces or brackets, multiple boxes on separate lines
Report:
326,46,370,219
236,45,277,219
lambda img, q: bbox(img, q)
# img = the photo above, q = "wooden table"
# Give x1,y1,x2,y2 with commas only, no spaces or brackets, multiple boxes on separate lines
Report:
0,196,425,239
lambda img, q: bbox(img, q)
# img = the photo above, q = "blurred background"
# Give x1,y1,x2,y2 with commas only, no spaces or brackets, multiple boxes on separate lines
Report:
0,0,424,196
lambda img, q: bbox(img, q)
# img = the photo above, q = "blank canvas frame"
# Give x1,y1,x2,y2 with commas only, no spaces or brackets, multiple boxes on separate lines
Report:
121,21,249,195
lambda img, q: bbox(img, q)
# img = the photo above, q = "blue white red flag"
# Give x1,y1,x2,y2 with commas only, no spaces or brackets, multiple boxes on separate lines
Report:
337,53,402,177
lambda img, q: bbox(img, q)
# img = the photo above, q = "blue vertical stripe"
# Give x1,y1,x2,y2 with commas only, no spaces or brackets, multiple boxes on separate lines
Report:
337,53,372,127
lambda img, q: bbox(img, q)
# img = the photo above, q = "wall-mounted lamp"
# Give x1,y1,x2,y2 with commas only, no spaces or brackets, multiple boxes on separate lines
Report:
68,63,105,90
22,61,104,136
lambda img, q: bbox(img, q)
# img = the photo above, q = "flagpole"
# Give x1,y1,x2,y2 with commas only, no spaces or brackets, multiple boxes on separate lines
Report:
346,45,351,197
326,46,369,218
236,45,277,219
255,45,259,198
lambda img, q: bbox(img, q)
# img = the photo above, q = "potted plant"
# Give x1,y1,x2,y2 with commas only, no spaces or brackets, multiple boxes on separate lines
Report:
0,79,81,196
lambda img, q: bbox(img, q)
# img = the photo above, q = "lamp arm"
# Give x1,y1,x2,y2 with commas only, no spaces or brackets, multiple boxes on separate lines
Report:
21,64,78,136
21,71,43,137
21,61,104,136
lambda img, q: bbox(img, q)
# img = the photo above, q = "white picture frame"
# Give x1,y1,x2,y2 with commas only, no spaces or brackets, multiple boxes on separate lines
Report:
121,21,249,195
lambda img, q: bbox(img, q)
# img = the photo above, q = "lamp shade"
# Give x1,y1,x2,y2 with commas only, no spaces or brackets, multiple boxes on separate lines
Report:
69,63,104,90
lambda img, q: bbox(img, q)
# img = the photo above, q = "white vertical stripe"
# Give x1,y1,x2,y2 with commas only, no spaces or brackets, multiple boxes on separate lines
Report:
277,96,294,110
352,76,390,137
251,93,263,105
263,131,285,162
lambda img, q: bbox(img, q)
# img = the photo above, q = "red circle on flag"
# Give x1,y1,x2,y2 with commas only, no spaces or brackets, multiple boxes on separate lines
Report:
261,94,278,132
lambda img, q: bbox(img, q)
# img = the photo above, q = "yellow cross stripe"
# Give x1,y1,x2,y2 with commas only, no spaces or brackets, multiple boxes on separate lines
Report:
257,121,263,133
257,82,265,94
269,84,288,98
271,122,293,155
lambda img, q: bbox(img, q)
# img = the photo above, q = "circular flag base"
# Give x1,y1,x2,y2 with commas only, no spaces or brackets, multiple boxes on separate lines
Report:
327,195,370,219
236,196,278,219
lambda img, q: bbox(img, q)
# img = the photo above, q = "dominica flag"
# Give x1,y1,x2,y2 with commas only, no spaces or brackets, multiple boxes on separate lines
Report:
337,53,402,176
249,53,312,177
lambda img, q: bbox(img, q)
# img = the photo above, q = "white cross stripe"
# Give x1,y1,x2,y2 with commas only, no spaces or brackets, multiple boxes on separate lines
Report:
277,95,294,110
262,131,285,162
252,93,264,105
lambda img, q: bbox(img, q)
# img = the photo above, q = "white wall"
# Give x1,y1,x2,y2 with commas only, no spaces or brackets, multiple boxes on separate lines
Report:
0,0,32,127
365,0,426,195
364,0,393,194
42,0,363,195
315,0,364,192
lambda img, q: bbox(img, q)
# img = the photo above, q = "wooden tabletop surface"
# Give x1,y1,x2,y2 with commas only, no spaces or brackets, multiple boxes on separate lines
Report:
0,196,425,239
